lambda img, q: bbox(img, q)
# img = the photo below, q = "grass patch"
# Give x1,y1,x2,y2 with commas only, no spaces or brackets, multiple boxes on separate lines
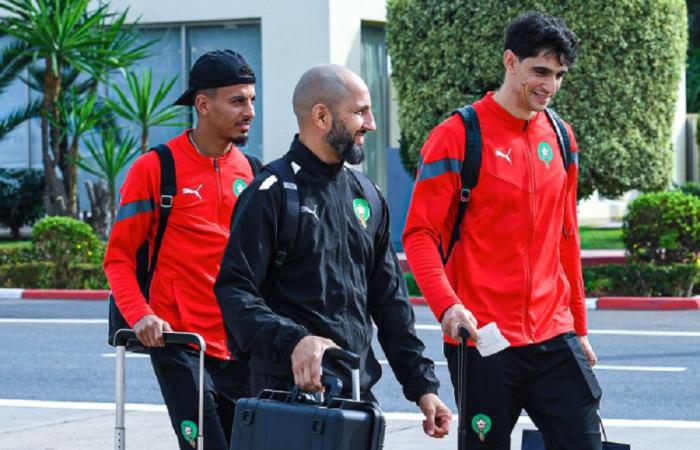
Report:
579,227,624,250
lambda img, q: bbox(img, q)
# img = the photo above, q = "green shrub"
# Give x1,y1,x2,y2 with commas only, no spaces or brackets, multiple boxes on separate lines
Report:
0,261,107,289
680,181,700,198
584,263,700,297
387,0,686,199
404,272,422,296
623,191,700,265
0,262,55,288
31,216,101,286
0,245,35,264
0,169,44,239
32,216,101,264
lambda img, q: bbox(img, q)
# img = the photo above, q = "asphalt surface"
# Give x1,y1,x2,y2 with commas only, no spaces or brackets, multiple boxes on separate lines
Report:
1,299,699,449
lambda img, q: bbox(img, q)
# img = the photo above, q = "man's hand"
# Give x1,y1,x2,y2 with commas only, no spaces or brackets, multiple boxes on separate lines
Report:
291,335,339,392
577,335,597,367
133,314,172,347
418,393,452,438
441,303,479,344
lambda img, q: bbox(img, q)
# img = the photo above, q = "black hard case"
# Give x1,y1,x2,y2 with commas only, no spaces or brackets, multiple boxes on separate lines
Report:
230,349,385,450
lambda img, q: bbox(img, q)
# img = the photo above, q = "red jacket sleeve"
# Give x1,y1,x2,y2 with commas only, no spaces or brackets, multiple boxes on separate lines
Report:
558,124,587,335
402,116,464,321
103,152,160,326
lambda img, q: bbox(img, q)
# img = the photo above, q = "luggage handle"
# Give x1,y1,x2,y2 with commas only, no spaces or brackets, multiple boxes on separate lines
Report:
113,329,206,350
458,327,472,450
114,329,206,450
323,348,361,401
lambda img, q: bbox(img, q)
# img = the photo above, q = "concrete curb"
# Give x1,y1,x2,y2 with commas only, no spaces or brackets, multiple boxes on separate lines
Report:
410,295,700,311
0,288,108,301
2,289,699,310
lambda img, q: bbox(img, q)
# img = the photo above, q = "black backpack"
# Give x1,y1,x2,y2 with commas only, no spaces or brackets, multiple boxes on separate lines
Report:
107,144,262,347
263,155,382,268
439,105,573,265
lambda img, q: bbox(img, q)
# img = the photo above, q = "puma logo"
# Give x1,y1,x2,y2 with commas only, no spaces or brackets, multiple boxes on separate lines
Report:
495,148,512,164
301,204,319,221
182,184,203,200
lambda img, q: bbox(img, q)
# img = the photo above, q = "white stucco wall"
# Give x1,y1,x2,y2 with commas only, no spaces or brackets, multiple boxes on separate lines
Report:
106,0,387,162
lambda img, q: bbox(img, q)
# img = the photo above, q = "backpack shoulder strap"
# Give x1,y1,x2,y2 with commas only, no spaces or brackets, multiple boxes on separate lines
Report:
544,108,573,170
347,168,382,238
442,105,482,265
264,156,299,268
145,144,176,288
244,153,263,175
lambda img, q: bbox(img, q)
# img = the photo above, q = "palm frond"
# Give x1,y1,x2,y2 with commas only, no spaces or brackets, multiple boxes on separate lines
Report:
0,99,41,142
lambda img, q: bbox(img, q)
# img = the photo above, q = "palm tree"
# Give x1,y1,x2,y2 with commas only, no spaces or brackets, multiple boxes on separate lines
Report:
0,0,149,216
77,128,139,224
0,35,40,141
107,69,185,154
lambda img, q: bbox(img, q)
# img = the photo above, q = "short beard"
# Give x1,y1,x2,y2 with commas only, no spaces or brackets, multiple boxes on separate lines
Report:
232,135,249,147
326,118,365,165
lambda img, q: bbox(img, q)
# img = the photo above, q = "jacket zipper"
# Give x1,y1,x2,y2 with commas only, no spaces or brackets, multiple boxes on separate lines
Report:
522,120,536,342
214,159,222,215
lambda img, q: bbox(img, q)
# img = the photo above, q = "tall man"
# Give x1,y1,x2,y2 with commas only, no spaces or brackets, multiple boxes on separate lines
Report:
104,49,259,450
403,12,602,449
215,64,452,438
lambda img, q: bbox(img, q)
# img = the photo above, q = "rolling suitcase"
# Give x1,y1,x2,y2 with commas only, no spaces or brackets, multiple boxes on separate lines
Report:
230,348,385,450
113,329,206,450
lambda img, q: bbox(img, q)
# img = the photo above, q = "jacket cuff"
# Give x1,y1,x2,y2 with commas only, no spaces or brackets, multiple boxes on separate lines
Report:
403,365,441,404
275,326,311,361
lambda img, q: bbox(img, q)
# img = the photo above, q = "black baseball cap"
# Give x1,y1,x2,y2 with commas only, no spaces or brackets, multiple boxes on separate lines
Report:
173,49,256,106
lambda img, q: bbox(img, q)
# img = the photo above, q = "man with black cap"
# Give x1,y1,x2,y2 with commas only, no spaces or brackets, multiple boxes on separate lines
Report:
104,49,260,450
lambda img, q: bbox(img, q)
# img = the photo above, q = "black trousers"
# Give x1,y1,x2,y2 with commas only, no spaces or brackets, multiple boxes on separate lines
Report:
445,332,602,450
150,345,251,450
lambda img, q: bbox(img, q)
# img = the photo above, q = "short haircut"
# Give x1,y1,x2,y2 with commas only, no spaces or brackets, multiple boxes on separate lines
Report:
292,65,352,124
504,11,578,66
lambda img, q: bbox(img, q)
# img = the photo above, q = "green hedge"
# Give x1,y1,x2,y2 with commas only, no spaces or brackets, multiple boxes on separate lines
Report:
0,261,107,289
623,191,700,265
387,0,686,198
584,263,700,297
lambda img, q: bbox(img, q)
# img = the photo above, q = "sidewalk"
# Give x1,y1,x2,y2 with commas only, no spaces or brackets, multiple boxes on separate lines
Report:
3,405,699,449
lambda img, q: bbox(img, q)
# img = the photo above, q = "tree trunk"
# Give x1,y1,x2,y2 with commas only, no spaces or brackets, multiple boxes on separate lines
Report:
85,179,110,239
141,127,149,154
41,63,68,216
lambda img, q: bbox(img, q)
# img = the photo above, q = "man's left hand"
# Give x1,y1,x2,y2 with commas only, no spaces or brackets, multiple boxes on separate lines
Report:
417,393,452,438
577,335,597,367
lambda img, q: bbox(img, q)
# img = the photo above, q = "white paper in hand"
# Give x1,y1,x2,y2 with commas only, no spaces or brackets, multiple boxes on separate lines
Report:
475,322,510,357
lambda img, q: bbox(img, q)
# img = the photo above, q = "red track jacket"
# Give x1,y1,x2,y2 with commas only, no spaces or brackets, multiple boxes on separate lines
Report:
403,92,587,346
104,130,255,359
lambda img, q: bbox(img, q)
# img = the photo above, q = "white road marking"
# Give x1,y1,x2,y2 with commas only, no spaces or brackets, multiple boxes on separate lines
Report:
3,399,699,429
102,353,149,358
377,360,685,372
0,318,107,324
414,324,700,337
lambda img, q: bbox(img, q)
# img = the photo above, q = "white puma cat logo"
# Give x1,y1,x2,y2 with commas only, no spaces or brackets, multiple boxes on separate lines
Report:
182,184,203,200
495,148,512,164
301,204,320,221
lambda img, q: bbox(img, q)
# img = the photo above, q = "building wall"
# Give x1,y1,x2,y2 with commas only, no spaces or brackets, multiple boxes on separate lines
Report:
108,0,387,162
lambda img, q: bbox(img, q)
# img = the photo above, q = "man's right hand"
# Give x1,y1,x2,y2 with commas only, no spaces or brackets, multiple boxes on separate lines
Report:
441,303,479,344
291,335,340,392
133,314,172,347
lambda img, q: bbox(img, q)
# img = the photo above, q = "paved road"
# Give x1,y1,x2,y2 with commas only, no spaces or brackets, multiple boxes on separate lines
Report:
1,299,699,449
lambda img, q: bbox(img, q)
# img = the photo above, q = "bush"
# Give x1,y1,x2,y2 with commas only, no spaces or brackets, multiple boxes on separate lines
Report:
680,181,700,198
31,216,101,287
0,261,107,289
0,261,55,288
0,245,35,264
387,0,686,198
623,191,700,265
0,169,45,239
584,263,700,297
